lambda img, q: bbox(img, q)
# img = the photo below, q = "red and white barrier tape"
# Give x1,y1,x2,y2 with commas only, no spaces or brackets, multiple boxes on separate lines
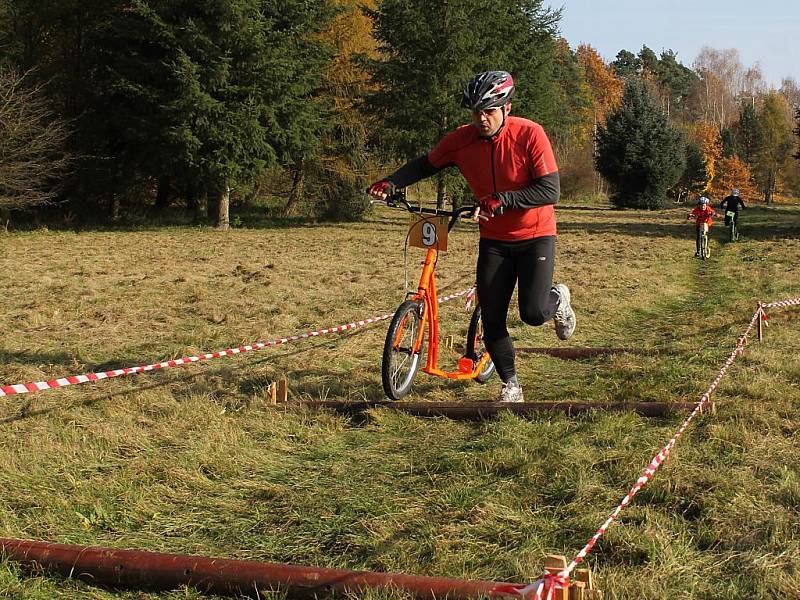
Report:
492,573,567,599
0,288,473,398
495,294,799,596
761,296,800,310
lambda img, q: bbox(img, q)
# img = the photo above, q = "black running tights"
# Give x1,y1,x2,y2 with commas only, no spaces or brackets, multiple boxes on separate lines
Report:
476,235,556,382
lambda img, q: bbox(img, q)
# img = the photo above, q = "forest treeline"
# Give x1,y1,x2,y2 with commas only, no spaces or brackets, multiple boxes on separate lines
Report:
1,0,799,226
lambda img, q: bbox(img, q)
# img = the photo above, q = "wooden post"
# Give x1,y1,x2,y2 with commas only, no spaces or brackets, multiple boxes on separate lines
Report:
700,401,716,416
540,557,601,600
544,555,568,600
757,308,764,342
573,567,603,599
267,383,277,405
444,335,454,350
277,377,288,403
569,580,586,600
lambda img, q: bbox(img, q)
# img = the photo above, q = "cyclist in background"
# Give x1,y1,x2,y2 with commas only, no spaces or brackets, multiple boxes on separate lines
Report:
687,196,717,257
367,70,576,403
720,188,746,228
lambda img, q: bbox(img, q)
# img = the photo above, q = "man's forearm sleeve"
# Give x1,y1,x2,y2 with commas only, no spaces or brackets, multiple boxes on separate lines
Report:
501,172,560,209
388,155,442,188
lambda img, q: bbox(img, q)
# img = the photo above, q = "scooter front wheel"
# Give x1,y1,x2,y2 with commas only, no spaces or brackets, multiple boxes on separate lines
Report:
382,300,424,400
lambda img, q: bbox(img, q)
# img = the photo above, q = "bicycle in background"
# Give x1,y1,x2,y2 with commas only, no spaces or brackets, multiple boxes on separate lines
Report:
372,189,495,400
724,210,740,242
720,189,745,242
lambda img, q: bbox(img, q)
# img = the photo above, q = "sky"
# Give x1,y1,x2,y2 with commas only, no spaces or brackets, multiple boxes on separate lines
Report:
555,0,800,88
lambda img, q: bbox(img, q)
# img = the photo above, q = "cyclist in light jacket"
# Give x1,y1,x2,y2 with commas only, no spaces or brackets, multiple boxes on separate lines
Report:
367,71,576,403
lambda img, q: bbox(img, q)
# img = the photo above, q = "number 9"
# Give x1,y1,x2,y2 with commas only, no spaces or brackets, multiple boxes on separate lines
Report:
422,222,437,246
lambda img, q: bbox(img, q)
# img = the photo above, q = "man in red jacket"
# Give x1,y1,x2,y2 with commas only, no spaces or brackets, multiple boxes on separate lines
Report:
368,71,576,403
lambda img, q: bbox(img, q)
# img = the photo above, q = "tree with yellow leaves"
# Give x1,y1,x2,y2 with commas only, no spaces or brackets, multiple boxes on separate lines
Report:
287,0,379,219
690,121,723,196
576,44,623,127
753,91,795,203
711,155,758,200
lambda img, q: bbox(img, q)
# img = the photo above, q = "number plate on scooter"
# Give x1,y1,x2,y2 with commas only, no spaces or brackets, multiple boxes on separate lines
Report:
408,215,449,251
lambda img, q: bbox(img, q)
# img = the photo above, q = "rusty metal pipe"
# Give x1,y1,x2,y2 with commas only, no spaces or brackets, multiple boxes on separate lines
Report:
514,347,652,359
0,539,523,599
300,400,706,419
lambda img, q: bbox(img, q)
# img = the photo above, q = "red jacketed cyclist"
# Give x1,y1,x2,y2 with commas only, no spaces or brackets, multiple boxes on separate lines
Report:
687,196,717,256
367,70,576,403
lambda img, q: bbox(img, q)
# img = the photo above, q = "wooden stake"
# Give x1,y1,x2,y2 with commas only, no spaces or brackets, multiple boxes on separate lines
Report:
444,335,454,350
276,377,288,403
700,401,716,415
539,557,601,600
573,566,602,599
267,383,277,405
544,555,568,600
569,580,586,600
757,309,764,341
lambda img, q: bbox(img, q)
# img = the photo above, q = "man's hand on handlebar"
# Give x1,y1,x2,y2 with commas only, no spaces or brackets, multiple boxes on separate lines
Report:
367,179,396,201
474,193,506,222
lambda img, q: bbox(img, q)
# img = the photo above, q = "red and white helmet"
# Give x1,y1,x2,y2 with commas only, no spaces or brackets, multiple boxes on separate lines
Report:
460,71,515,111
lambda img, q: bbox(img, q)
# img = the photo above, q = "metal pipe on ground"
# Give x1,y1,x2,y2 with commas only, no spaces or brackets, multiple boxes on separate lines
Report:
299,401,708,419
0,539,523,599
515,347,653,359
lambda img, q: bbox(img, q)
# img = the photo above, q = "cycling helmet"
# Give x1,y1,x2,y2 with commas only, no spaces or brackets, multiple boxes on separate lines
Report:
698,196,710,205
731,189,740,197
461,71,515,111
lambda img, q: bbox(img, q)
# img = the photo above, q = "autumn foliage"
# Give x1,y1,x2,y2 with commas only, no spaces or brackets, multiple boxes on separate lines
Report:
689,121,723,194
711,156,758,200
576,44,624,125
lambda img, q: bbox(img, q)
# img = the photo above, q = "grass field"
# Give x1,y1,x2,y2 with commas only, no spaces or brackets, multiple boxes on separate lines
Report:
1,201,799,599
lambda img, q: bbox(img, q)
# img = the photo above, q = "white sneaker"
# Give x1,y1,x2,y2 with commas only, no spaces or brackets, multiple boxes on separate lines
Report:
498,381,524,403
553,283,576,341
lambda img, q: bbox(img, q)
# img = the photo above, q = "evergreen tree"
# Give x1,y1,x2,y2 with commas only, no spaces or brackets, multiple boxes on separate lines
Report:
673,141,707,202
720,127,737,158
2,0,335,224
595,78,685,209
654,50,699,121
143,0,335,226
610,49,640,79
735,101,759,166
637,45,659,75
76,1,185,213
364,0,561,207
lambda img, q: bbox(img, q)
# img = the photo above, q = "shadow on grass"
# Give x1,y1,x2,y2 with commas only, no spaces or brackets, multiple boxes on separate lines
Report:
0,349,80,368
4,206,404,234
0,328,379,426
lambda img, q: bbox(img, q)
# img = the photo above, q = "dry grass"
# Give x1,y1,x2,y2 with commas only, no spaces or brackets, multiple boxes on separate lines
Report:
0,201,799,599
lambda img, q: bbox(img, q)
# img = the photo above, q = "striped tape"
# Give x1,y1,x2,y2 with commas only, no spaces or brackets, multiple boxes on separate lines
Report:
501,294,799,592
761,296,800,309
0,288,472,398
